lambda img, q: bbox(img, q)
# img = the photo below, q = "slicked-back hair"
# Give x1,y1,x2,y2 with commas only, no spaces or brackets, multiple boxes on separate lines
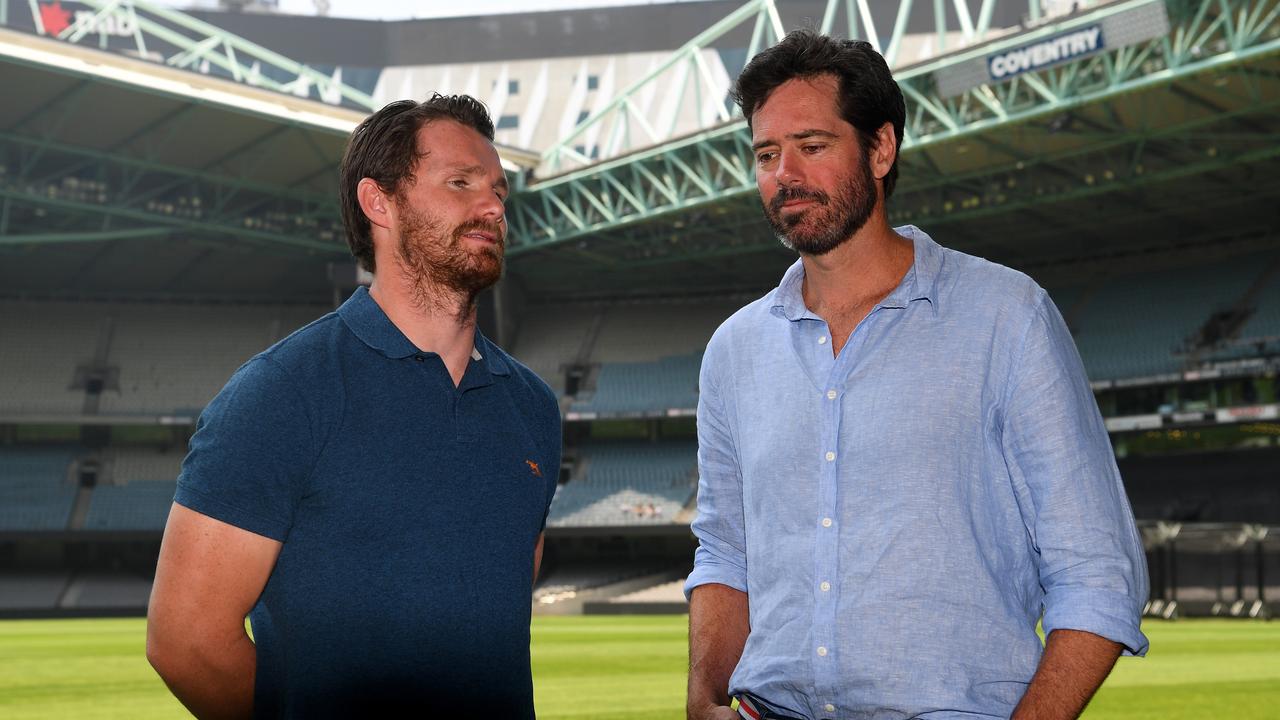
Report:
339,93,496,272
734,30,906,199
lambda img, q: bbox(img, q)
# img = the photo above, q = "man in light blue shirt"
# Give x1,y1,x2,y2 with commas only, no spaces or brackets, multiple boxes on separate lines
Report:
685,31,1148,720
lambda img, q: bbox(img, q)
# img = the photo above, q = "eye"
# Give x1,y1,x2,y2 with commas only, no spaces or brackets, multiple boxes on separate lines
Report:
802,144,826,154
449,178,468,188
755,151,777,166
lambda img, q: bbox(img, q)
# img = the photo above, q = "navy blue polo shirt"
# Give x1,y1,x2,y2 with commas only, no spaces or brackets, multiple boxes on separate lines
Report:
174,286,561,719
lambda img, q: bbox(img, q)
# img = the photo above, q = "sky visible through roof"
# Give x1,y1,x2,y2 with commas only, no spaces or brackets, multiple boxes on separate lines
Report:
169,0,713,21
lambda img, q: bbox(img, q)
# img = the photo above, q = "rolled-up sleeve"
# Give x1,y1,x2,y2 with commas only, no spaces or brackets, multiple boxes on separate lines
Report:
1001,290,1150,656
684,336,748,599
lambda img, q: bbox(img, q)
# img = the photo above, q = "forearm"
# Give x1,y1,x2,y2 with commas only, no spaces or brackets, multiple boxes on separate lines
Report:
1012,628,1123,720
687,583,749,719
148,627,257,720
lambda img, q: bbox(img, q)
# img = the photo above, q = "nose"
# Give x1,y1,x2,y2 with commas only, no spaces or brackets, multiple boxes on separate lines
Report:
774,148,804,187
480,189,506,224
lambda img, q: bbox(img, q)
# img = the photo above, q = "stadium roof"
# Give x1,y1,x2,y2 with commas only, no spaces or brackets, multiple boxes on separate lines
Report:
184,0,1023,68
2,0,1277,305
504,0,1280,301
0,24,532,302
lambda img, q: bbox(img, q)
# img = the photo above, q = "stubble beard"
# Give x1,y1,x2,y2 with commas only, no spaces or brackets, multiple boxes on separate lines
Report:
762,158,877,257
395,202,505,320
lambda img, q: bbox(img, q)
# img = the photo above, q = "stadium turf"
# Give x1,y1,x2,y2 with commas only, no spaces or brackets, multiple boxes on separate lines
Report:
0,616,1276,719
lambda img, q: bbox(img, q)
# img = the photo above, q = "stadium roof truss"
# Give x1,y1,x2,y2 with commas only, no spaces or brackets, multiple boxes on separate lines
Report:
0,12,534,298
1,0,377,110
0,66,352,258
505,0,1280,295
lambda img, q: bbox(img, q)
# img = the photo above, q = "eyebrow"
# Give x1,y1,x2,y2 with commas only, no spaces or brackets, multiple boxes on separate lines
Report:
446,163,510,193
751,129,839,152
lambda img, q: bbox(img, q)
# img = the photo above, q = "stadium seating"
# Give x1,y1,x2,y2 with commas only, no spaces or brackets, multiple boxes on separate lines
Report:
589,301,739,363
569,353,701,416
82,450,183,531
1049,253,1271,380
547,441,696,527
0,301,326,417
0,572,69,610
533,561,679,607
514,299,737,411
1207,259,1280,360
98,303,324,416
0,448,79,531
65,573,154,609
511,303,600,395
0,302,102,415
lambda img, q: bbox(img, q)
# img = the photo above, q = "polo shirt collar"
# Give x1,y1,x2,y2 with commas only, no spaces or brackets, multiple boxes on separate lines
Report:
770,224,941,321
339,287,418,358
472,329,512,377
337,286,511,376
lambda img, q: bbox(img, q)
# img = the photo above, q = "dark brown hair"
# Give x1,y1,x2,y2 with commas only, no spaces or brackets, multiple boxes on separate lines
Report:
734,30,906,199
339,94,495,272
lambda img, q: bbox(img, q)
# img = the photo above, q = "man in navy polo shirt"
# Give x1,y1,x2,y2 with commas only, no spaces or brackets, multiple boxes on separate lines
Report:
146,94,561,719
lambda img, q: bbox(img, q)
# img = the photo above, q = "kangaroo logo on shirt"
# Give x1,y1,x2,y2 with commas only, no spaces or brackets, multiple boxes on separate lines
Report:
525,459,542,477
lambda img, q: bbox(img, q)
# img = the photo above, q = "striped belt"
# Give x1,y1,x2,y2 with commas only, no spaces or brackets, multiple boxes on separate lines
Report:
734,692,807,720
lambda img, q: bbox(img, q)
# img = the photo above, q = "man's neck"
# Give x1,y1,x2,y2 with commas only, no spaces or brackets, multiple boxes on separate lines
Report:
799,216,914,320
368,273,478,387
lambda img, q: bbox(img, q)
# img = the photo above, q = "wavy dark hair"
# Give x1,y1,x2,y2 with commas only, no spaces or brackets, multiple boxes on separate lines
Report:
734,30,906,199
339,94,495,272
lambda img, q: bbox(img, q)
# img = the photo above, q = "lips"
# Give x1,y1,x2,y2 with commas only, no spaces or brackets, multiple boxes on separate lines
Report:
453,219,506,248
770,187,828,215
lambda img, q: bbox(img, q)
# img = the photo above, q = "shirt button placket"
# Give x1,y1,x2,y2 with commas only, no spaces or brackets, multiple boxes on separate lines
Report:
815,357,843,706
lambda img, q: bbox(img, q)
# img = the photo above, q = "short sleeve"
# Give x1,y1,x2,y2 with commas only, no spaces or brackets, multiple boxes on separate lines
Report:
175,356,318,542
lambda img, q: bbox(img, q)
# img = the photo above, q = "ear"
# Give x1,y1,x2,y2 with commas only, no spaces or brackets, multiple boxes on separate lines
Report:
356,178,394,231
870,122,897,182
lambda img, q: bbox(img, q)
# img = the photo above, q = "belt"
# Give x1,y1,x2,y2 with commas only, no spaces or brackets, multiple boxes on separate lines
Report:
733,692,807,720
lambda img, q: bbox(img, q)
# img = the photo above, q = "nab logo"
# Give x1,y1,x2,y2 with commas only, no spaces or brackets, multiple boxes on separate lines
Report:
39,1,73,36
525,460,542,478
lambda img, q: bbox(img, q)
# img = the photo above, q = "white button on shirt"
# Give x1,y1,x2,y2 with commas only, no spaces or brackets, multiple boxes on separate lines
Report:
826,389,837,399
825,704,836,713
825,451,835,461
685,226,1150,719
818,335,827,344
816,646,828,657
820,581,831,592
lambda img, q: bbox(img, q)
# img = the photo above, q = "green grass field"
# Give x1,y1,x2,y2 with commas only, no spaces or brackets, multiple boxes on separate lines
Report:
0,616,1276,719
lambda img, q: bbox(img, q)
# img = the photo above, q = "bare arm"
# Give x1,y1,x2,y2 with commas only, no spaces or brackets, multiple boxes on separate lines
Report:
1011,629,1123,720
687,583,749,720
533,531,545,587
147,503,282,720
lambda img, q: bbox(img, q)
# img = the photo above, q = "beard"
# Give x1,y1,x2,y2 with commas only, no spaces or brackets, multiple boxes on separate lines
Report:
762,158,877,256
395,202,505,317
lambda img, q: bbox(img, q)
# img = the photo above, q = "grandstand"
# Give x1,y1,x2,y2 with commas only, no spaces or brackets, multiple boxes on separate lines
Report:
2,0,1279,618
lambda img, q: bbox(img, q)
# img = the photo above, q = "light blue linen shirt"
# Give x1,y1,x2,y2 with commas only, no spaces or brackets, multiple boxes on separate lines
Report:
685,226,1148,720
